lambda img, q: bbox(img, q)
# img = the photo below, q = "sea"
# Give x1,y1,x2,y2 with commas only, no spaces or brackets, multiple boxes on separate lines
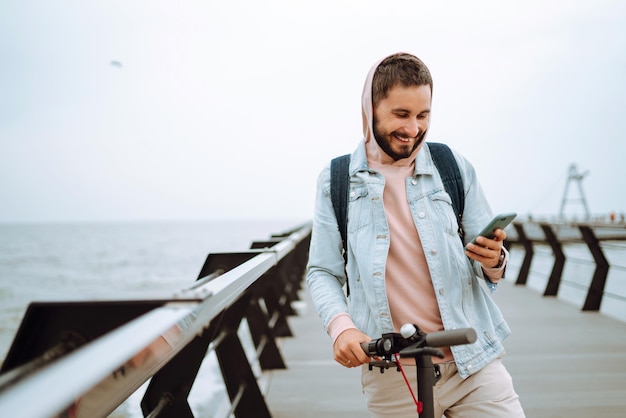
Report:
1,220,625,417
0,219,303,417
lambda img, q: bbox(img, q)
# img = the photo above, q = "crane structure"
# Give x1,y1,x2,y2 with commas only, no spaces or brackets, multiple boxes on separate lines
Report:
559,163,590,221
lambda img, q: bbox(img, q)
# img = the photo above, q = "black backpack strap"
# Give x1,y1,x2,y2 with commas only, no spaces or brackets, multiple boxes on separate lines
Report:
428,142,465,242
330,154,351,264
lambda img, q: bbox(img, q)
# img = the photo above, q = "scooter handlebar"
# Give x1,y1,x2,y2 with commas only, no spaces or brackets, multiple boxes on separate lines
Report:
425,328,477,348
360,326,477,357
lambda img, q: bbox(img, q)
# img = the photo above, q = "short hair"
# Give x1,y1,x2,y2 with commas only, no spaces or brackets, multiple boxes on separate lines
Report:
371,53,433,106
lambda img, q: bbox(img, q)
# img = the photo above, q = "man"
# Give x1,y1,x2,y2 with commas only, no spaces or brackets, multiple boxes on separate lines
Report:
306,52,525,417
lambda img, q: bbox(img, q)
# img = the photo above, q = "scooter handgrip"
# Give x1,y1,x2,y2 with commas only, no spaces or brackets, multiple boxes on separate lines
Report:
425,328,477,347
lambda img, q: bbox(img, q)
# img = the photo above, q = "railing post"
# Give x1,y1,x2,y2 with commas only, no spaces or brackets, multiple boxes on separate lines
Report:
141,321,218,418
579,225,610,311
540,223,566,296
246,281,288,370
512,222,534,286
215,295,271,418
255,274,293,337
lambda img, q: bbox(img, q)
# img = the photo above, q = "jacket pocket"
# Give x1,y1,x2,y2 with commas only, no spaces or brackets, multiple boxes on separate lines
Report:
428,190,458,236
347,185,371,233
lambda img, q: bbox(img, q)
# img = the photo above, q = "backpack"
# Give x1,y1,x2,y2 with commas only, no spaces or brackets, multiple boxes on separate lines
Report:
330,142,465,286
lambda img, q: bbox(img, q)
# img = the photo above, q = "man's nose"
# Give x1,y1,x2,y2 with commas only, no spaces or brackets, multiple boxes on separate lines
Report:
404,119,420,138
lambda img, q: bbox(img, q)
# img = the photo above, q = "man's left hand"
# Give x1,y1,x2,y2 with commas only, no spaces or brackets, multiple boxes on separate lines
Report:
465,228,506,269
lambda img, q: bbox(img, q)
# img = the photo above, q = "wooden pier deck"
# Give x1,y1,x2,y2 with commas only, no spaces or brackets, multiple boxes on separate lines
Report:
265,271,626,417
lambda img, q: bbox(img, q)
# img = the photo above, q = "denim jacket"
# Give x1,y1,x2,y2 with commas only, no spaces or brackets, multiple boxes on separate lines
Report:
306,141,511,378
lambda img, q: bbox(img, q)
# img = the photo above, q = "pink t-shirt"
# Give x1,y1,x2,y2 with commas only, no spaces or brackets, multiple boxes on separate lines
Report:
369,161,454,363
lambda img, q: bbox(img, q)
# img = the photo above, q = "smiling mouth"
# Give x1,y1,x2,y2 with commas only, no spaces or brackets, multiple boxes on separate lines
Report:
392,133,413,143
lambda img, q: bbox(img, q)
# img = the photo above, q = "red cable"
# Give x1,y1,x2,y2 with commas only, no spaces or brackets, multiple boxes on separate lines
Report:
393,354,421,413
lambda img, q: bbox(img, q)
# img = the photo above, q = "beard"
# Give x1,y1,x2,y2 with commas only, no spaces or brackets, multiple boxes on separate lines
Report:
372,120,426,161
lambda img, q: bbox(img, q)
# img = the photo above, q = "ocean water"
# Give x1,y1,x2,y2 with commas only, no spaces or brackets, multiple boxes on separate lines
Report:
0,219,302,417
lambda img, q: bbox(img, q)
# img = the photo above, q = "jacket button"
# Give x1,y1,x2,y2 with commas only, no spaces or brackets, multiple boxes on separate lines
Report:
411,179,417,185
418,211,426,218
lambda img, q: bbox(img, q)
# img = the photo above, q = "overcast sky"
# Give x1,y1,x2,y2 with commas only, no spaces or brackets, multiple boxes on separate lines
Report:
1,0,625,224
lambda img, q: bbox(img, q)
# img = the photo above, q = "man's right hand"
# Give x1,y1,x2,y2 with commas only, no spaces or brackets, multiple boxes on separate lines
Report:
332,328,372,368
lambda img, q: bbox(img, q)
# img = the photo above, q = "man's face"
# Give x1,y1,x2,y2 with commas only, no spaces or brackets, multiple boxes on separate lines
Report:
372,84,431,161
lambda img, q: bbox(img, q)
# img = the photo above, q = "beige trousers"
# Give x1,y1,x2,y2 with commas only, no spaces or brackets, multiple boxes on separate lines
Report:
361,358,525,417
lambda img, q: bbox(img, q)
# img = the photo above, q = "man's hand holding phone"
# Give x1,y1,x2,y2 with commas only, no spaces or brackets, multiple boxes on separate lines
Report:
465,212,516,269
465,228,507,268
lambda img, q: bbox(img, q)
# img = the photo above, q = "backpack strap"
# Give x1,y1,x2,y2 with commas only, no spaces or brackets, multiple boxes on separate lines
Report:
428,142,465,242
330,154,351,265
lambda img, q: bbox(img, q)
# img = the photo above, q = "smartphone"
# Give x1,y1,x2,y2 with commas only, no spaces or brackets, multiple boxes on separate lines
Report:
469,212,517,245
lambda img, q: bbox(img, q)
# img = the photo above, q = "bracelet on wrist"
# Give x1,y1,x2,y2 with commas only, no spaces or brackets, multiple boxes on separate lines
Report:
494,249,505,268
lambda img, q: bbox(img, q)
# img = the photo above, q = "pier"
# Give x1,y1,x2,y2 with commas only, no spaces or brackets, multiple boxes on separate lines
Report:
0,220,625,417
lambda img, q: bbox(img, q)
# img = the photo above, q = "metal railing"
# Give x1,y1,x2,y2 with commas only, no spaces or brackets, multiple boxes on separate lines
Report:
0,222,312,418
507,221,626,312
